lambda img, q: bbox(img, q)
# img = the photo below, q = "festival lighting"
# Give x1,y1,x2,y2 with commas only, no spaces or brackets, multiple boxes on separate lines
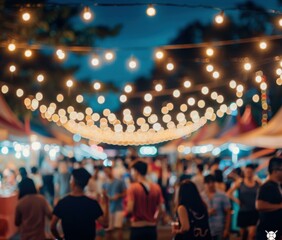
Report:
9,65,16,73
206,48,214,56
93,82,101,90
22,11,31,22
124,84,133,93
120,95,127,103
8,43,16,52
66,79,73,88
37,74,44,82
144,93,153,102
82,7,93,21
214,11,224,24
24,49,32,58
155,50,164,59
146,5,156,16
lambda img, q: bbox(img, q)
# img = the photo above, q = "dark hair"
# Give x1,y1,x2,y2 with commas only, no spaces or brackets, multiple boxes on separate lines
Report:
197,164,204,173
131,161,147,176
214,170,223,183
204,174,216,183
18,178,37,199
19,167,28,179
246,163,256,170
72,168,91,189
268,157,282,174
178,180,207,215
31,166,38,174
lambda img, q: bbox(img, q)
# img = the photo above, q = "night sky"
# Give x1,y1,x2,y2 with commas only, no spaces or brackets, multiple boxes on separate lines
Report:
52,0,281,111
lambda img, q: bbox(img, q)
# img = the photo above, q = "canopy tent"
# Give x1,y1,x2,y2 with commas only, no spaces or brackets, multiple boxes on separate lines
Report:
231,107,282,148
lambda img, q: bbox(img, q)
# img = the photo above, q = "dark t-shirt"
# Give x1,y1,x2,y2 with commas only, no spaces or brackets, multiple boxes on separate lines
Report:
53,195,103,240
256,181,282,238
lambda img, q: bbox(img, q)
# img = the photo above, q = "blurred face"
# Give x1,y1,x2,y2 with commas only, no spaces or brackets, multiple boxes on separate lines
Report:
275,167,282,182
205,181,216,192
244,167,254,179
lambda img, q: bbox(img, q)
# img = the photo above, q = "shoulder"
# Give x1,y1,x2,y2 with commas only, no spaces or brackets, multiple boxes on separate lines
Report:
260,180,277,190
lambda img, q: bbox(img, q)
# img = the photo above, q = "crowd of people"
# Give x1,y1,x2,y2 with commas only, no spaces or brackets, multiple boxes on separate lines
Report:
1,153,282,240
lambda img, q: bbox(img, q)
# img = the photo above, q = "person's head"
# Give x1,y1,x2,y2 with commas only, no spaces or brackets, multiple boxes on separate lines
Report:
204,174,216,192
58,161,69,174
178,180,207,214
130,160,147,181
31,166,38,175
244,164,256,179
196,164,204,174
104,166,113,179
70,168,91,191
19,167,28,179
210,160,219,174
268,157,282,182
18,178,37,199
214,169,223,183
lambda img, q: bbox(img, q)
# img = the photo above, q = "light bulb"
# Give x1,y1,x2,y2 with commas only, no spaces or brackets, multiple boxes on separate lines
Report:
120,95,127,103
155,50,164,59
146,5,156,16
16,89,24,97
66,79,73,88
8,43,16,52
279,18,282,27
124,84,133,93
155,83,163,92
206,64,214,72
82,7,93,21
91,57,100,67
24,49,32,58
56,49,66,60
37,74,44,82
173,89,180,98
93,82,101,90
98,96,105,104
212,71,220,79
244,62,252,71
206,48,214,56
1,85,9,94
166,62,174,71
144,93,153,102
215,12,224,24
259,41,267,50
22,12,31,22
104,51,114,61
128,58,138,69
56,94,64,102
9,65,16,73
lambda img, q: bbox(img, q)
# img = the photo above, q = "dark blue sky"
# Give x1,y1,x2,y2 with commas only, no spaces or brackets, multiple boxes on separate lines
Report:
56,0,281,111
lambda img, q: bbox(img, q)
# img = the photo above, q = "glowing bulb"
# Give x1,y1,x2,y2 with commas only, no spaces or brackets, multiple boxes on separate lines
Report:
155,83,163,92
146,5,156,16
212,71,220,79
1,85,9,94
255,75,262,83
252,94,260,103
184,80,191,88
98,96,105,104
128,58,138,69
236,84,244,92
201,86,209,95
120,95,127,103
229,80,237,89
93,82,101,90
206,64,214,72
155,50,164,59
56,94,64,102
259,41,267,50
9,65,16,73
166,62,174,71
56,49,66,60
180,104,188,112
104,51,114,61
187,97,195,106
82,7,93,21
37,74,44,82
215,12,224,24
279,18,282,27
206,48,214,56
143,106,152,115
22,12,31,21
16,89,24,97
91,57,100,67
276,68,282,76
244,62,252,71
35,92,43,101
124,84,133,93
8,43,16,52
144,93,153,102
173,89,180,98
66,79,73,88
76,95,84,103
24,49,32,58
260,82,267,90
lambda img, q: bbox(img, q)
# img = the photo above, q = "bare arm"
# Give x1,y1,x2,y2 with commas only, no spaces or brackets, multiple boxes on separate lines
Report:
173,205,190,234
256,200,282,212
50,215,63,240
227,180,241,205
97,196,109,228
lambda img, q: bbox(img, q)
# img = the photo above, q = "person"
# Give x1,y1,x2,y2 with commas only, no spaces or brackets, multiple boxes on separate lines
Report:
227,164,260,240
172,180,211,240
192,164,205,194
214,170,226,192
126,160,164,240
255,157,282,240
15,178,52,240
54,160,71,202
51,168,109,240
30,166,43,192
202,175,231,240
103,166,126,240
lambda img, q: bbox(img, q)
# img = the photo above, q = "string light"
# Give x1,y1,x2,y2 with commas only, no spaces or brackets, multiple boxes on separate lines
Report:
124,84,133,93
276,77,282,85
37,74,44,82
104,51,114,61
212,71,220,79
279,18,282,27
255,75,262,83
259,41,267,50
206,48,214,57
260,82,267,90
146,5,156,16
128,58,138,69
76,95,84,103
206,64,214,72
144,93,153,102
9,65,16,73
8,43,16,52
214,11,224,24
155,83,163,92
229,80,237,89
93,82,101,90
166,62,174,71
173,89,180,98
120,94,127,103
276,68,282,75
56,94,64,102
187,97,195,106
97,95,105,104
35,92,43,101
22,11,31,22
252,94,260,103
66,79,73,88
183,80,191,88
1,85,9,94
82,7,93,21
91,56,100,67
244,62,252,71
16,89,24,97
56,49,66,60
24,49,32,58
155,50,164,60
201,86,209,95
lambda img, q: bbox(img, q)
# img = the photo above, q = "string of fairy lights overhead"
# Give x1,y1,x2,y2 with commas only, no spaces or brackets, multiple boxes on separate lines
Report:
1,3,282,145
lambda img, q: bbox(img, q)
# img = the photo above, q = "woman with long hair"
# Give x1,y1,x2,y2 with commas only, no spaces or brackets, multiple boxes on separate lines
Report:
172,180,211,240
15,178,52,240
